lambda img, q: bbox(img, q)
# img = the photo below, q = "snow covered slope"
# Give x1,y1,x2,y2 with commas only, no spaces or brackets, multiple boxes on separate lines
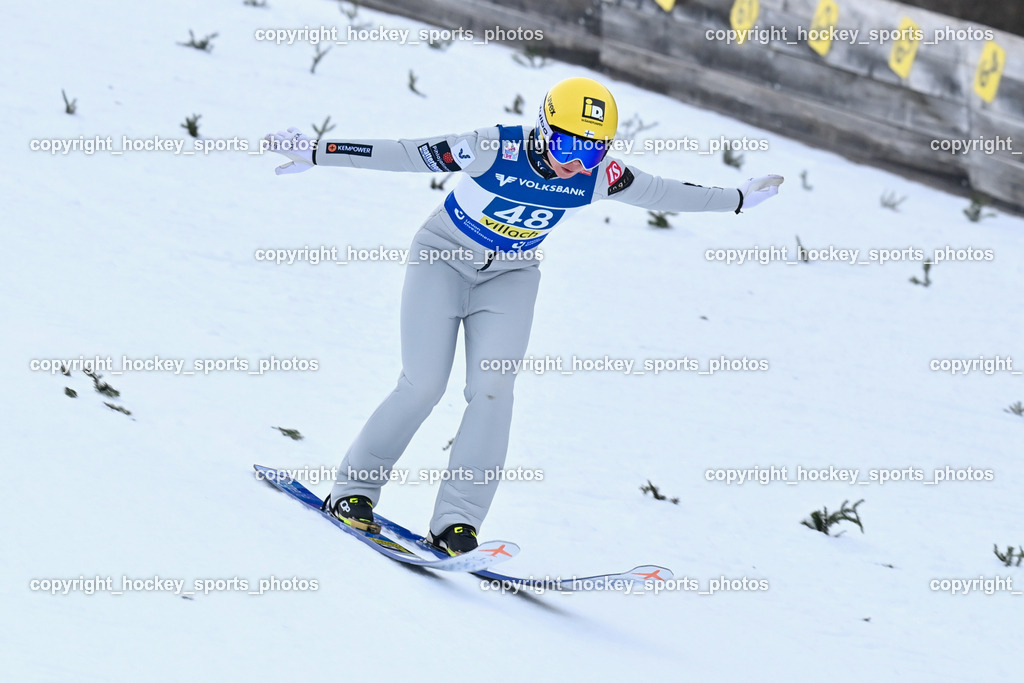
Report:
2,1,1021,681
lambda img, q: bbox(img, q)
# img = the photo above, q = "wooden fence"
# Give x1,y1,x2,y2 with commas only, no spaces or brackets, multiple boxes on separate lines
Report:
357,0,1024,213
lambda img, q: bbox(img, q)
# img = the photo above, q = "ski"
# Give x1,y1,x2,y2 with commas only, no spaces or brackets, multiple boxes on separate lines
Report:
255,464,672,589
371,508,675,593
473,565,674,593
254,465,519,572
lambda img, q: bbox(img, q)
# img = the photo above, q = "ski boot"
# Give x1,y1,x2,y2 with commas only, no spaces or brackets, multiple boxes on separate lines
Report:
427,524,479,556
322,494,381,534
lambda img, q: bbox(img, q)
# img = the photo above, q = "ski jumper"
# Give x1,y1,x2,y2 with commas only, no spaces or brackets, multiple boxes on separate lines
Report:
315,125,741,535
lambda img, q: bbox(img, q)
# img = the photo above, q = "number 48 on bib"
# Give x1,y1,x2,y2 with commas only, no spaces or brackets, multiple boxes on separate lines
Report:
481,196,563,238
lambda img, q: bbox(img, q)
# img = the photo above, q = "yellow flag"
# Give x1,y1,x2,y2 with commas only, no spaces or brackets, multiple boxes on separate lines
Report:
654,0,676,11
888,17,921,79
808,0,839,57
730,0,759,45
974,41,1005,103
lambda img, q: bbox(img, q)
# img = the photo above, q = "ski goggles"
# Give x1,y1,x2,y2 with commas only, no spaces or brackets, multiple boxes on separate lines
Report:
544,127,610,170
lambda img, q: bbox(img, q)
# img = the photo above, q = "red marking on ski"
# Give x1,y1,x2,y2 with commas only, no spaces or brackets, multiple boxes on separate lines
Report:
480,543,513,558
633,569,665,581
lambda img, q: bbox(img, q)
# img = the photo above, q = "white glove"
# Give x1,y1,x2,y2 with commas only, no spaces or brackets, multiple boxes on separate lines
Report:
264,127,316,175
738,174,784,210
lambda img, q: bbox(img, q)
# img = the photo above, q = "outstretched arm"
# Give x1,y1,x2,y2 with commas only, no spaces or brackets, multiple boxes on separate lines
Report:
263,126,498,176
594,158,782,213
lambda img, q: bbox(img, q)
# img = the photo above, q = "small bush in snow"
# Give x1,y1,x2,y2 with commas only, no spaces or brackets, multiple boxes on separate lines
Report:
909,261,933,287
84,368,120,398
963,195,996,222
273,426,304,441
647,210,676,229
801,499,864,536
640,480,679,505
512,46,549,69
311,44,331,75
428,36,453,51
104,402,132,416
504,94,524,115
880,191,906,211
408,70,426,97
795,235,810,263
339,1,359,21
616,113,658,143
181,113,202,137
312,115,335,140
723,147,744,170
61,89,77,114
178,29,218,52
430,173,453,191
994,544,1024,567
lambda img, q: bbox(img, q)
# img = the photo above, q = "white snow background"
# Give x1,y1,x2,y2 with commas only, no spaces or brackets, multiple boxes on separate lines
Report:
2,0,1022,681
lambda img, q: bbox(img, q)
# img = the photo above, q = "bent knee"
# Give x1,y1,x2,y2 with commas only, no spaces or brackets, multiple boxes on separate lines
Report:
397,372,449,407
463,375,516,404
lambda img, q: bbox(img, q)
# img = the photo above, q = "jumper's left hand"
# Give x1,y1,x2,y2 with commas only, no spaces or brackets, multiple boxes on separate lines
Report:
738,174,784,210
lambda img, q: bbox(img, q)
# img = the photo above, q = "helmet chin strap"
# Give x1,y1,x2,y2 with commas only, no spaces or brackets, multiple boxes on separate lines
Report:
526,128,557,179
529,127,547,156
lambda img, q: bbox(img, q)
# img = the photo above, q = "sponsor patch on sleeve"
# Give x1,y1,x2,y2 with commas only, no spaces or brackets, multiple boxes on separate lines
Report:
418,140,462,172
606,160,623,185
324,142,373,157
418,144,443,172
607,166,635,196
452,139,476,168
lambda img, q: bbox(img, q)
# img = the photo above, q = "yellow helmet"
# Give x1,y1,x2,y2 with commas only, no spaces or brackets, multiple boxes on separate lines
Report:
537,77,618,169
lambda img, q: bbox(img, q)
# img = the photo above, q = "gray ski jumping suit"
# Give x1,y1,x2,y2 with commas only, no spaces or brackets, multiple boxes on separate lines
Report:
316,124,742,535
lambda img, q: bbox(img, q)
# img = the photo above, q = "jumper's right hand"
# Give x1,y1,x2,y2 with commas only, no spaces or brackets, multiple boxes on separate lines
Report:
264,127,316,175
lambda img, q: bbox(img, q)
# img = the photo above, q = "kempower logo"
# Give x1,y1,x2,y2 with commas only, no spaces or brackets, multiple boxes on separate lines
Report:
325,142,373,156
582,97,606,123
495,173,517,187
